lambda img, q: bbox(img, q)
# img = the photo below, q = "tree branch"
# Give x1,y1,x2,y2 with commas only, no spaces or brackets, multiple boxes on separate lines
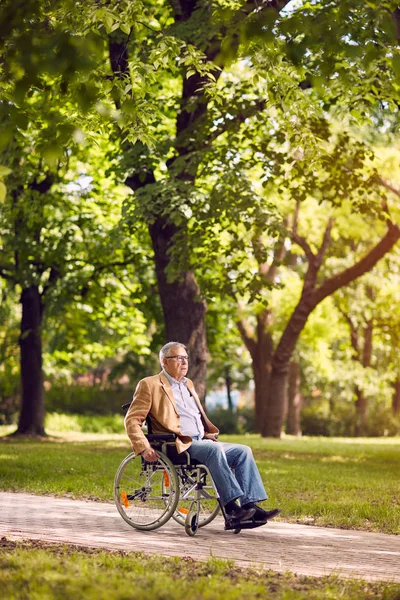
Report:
377,177,400,199
292,198,300,236
233,0,291,23
264,236,286,282
313,223,400,306
204,99,266,147
291,233,315,263
40,266,61,300
236,319,257,359
316,217,334,265
0,266,15,282
336,303,360,358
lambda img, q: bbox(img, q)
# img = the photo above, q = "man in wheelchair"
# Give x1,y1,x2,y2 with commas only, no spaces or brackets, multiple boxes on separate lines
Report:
124,341,280,531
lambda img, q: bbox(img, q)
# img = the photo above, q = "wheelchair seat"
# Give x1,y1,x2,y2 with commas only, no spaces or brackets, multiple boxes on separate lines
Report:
122,403,200,466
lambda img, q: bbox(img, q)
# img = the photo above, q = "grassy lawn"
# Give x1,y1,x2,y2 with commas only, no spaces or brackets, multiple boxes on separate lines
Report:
1,539,399,600
0,427,399,534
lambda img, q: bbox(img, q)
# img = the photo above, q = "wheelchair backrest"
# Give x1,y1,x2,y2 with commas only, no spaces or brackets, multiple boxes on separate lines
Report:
121,402,153,433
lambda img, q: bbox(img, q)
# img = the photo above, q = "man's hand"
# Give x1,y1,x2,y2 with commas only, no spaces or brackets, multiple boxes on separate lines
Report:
141,447,159,462
204,433,219,442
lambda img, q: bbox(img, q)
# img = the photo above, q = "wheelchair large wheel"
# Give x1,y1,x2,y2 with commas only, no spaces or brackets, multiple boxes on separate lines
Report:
114,451,179,531
173,466,220,528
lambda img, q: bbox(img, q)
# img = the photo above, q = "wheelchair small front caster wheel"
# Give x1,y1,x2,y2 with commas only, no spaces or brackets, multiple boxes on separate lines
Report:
185,510,199,536
233,528,241,534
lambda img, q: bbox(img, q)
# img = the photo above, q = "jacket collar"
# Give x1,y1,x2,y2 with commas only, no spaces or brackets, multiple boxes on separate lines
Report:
159,372,178,415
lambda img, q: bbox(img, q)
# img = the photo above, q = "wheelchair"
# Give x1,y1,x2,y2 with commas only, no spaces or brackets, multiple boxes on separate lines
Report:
114,404,241,537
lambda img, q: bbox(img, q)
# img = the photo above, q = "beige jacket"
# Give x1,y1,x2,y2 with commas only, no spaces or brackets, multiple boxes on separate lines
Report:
125,372,219,455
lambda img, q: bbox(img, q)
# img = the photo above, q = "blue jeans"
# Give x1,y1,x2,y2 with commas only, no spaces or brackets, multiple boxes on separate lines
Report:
187,439,268,506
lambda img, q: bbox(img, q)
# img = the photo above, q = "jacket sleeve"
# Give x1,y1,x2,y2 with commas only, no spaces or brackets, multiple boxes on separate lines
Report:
124,379,152,455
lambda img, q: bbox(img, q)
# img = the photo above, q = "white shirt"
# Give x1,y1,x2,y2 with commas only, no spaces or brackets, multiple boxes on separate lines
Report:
163,370,204,439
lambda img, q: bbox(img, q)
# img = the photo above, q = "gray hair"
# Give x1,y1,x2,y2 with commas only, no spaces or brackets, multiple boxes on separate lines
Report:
159,341,187,367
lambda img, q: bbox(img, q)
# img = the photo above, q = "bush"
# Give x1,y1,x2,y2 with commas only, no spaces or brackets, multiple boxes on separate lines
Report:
45,413,125,434
364,404,400,437
301,401,400,437
301,403,355,437
45,385,131,416
0,370,20,424
0,394,19,425
0,384,133,425
207,405,255,434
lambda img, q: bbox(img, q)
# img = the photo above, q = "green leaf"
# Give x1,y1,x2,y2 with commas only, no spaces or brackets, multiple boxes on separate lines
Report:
0,166,12,177
120,23,131,35
42,144,64,168
0,181,6,202
103,14,114,33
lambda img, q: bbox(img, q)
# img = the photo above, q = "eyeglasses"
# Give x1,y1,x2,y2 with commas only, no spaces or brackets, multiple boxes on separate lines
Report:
165,355,189,363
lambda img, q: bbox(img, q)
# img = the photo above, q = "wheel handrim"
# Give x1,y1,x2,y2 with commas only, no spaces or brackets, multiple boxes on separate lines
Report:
114,452,179,530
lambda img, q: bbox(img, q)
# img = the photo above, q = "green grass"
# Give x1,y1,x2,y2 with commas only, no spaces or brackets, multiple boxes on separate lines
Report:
231,434,400,534
1,539,399,600
0,427,399,533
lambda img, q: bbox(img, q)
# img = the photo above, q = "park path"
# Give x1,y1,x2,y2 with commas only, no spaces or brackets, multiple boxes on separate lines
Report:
0,491,399,583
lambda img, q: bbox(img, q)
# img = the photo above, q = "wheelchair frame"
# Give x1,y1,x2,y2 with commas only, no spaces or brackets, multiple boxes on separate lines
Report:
114,404,245,536
114,436,231,536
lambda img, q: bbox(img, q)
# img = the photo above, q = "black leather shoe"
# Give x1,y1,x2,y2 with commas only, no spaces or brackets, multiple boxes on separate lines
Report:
253,507,280,521
225,505,256,522
224,512,255,531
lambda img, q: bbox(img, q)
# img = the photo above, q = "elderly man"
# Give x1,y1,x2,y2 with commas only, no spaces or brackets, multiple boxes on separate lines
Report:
125,341,280,529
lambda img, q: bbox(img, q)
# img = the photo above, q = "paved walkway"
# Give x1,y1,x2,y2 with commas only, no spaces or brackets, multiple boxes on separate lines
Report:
0,492,399,583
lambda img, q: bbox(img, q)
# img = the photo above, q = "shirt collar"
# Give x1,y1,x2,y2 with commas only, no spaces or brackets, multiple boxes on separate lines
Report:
162,369,187,386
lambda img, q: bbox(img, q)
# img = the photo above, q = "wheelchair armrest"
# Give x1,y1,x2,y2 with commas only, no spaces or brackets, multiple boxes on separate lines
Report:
146,433,177,442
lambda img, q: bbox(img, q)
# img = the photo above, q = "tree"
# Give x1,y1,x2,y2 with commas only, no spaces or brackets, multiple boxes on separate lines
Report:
0,126,150,434
245,194,400,436
107,0,400,406
187,110,400,435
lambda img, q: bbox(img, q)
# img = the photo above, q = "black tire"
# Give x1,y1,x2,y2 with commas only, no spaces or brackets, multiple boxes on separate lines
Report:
184,510,199,536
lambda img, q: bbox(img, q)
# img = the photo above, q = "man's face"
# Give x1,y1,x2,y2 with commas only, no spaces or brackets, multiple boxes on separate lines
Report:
162,345,189,381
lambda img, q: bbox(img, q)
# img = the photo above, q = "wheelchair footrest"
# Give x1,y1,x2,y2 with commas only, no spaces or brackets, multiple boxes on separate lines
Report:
224,517,268,531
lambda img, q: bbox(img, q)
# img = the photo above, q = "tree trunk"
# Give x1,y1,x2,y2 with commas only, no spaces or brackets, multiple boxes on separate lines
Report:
392,378,400,415
243,316,274,433
354,387,368,436
354,319,372,436
252,360,271,433
15,285,45,436
109,26,211,402
262,286,316,437
286,360,302,436
261,368,288,437
149,218,207,401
